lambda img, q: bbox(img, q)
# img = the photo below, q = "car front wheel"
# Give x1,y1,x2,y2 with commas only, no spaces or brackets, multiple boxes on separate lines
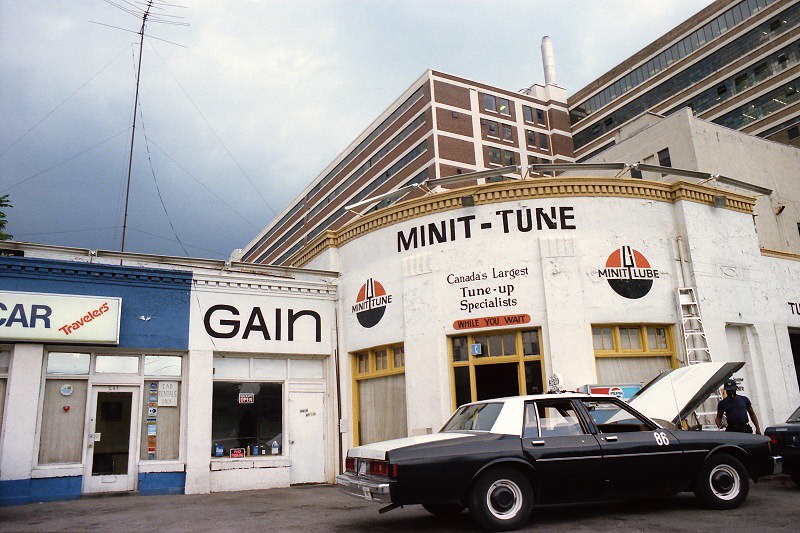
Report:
694,453,749,509
467,466,533,531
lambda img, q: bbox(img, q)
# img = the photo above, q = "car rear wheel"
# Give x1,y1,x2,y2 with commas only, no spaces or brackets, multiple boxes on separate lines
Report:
422,503,464,516
694,453,749,509
467,466,533,531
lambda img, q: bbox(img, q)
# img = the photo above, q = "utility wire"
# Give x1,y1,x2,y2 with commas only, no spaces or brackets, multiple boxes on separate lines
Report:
1,128,130,193
128,226,226,256
0,45,131,158
136,95,190,256
142,133,261,230
149,42,277,218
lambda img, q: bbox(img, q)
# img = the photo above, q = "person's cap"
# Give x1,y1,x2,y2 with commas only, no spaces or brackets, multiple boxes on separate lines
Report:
723,379,737,391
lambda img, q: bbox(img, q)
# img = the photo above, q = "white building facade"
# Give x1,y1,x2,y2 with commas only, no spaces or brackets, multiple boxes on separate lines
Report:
295,177,800,449
0,246,338,505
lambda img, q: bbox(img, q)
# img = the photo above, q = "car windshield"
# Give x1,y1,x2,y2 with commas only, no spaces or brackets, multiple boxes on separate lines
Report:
441,402,503,432
787,406,800,423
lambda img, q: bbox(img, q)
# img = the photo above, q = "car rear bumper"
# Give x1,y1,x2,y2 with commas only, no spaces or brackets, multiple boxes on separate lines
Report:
335,472,392,503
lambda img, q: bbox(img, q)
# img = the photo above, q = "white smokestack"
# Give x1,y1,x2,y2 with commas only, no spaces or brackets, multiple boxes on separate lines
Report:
541,36,556,85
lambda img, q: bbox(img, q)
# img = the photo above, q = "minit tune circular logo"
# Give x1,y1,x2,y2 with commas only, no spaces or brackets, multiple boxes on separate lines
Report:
352,278,393,328
598,246,660,299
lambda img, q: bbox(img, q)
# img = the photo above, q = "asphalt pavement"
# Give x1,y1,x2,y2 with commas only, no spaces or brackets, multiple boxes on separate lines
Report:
1,476,797,531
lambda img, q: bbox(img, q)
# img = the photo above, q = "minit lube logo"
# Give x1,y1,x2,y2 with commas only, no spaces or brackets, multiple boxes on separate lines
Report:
598,246,659,299
352,278,392,328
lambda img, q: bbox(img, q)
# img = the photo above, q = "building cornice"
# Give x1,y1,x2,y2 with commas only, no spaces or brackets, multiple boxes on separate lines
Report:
289,177,756,267
760,247,800,261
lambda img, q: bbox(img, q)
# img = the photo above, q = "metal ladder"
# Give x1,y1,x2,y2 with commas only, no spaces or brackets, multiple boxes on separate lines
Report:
676,287,719,429
677,288,712,364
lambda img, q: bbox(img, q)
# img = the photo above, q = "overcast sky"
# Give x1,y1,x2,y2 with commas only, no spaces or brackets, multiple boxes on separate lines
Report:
0,0,712,259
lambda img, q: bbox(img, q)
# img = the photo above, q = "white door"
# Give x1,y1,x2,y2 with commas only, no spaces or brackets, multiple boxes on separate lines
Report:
83,386,139,493
288,391,325,484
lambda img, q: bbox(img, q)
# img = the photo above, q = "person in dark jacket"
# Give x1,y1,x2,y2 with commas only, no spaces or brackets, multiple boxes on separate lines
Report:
715,379,761,434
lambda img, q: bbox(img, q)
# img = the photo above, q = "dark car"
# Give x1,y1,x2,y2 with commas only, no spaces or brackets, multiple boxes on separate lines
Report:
765,406,800,486
336,363,781,531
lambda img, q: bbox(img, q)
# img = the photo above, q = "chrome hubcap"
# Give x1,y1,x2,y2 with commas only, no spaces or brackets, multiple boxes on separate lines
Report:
709,464,740,500
486,479,523,519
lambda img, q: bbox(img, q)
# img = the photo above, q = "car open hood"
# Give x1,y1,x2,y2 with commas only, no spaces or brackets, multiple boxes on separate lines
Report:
348,432,473,460
627,361,745,426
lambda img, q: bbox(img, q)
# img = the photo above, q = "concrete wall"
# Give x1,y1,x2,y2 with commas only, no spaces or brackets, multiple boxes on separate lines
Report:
589,108,800,254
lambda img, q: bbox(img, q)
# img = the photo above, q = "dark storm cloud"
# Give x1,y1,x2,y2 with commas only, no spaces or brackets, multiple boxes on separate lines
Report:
0,0,710,259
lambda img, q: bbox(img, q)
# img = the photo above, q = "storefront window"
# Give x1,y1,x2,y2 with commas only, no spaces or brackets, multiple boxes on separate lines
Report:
144,355,182,376
95,355,139,374
211,382,282,457
213,357,249,378
46,352,90,374
38,377,88,464
141,380,181,460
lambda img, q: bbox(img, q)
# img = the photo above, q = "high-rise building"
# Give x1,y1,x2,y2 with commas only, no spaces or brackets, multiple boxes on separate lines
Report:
242,68,573,265
569,0,800,160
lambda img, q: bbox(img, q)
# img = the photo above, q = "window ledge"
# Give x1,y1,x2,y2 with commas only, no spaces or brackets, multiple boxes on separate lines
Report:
210,457,291,471
139,460,185,473
31,464,83,478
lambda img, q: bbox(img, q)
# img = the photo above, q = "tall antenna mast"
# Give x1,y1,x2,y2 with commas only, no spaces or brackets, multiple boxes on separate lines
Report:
96,0,189,251
120,1,152,252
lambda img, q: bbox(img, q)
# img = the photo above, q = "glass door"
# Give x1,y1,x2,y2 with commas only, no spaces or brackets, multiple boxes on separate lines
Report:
83,386,139,493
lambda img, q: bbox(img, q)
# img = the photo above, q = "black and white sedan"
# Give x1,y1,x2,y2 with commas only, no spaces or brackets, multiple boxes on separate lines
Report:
765,405,800,486
336,363,780,531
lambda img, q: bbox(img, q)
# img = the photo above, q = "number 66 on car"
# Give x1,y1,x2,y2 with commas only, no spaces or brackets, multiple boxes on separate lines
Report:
336,364,781,531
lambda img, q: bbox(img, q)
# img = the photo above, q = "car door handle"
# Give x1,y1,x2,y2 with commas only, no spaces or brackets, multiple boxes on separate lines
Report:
530,440,546,447
605,436,618,442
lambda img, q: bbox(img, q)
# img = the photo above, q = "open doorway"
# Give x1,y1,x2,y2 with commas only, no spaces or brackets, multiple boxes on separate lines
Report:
789,328,800,394
475,363,519,401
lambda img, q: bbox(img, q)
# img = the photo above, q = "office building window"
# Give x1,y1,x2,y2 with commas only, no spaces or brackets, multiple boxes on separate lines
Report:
539,133,549,150
482,93,497,112
523,105,535,123
658,148,671,167
488,146,502,164
526,130,537,147
501,124,513,141
503,150,516,166
497,97,511,116
536,109,545,124
481,118,499,137
788,125,799,139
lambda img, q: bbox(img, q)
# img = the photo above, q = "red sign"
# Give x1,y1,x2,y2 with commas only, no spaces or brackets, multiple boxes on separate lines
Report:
453,314,531,330
230,448,245,458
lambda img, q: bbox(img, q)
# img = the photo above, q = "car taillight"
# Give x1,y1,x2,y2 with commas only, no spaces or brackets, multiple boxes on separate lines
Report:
390,463,398,479
345,456,355,472
368,460,389,477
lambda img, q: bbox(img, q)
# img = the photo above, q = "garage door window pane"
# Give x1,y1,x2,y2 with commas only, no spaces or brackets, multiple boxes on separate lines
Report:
356,353,369,374
647,327,668,350
144,355,182,376
392,346,405,368
141,380,180,460
592,328,613,350
47,352,90,375
502,334,516,355
619,328,641,350
95,355,139,374
0,351,8,373
211,382,282,457
375,350,388,371
39,379,88,464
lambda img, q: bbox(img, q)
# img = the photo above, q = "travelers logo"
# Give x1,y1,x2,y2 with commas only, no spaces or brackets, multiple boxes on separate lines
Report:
352,278,392,328
598,246,659,299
